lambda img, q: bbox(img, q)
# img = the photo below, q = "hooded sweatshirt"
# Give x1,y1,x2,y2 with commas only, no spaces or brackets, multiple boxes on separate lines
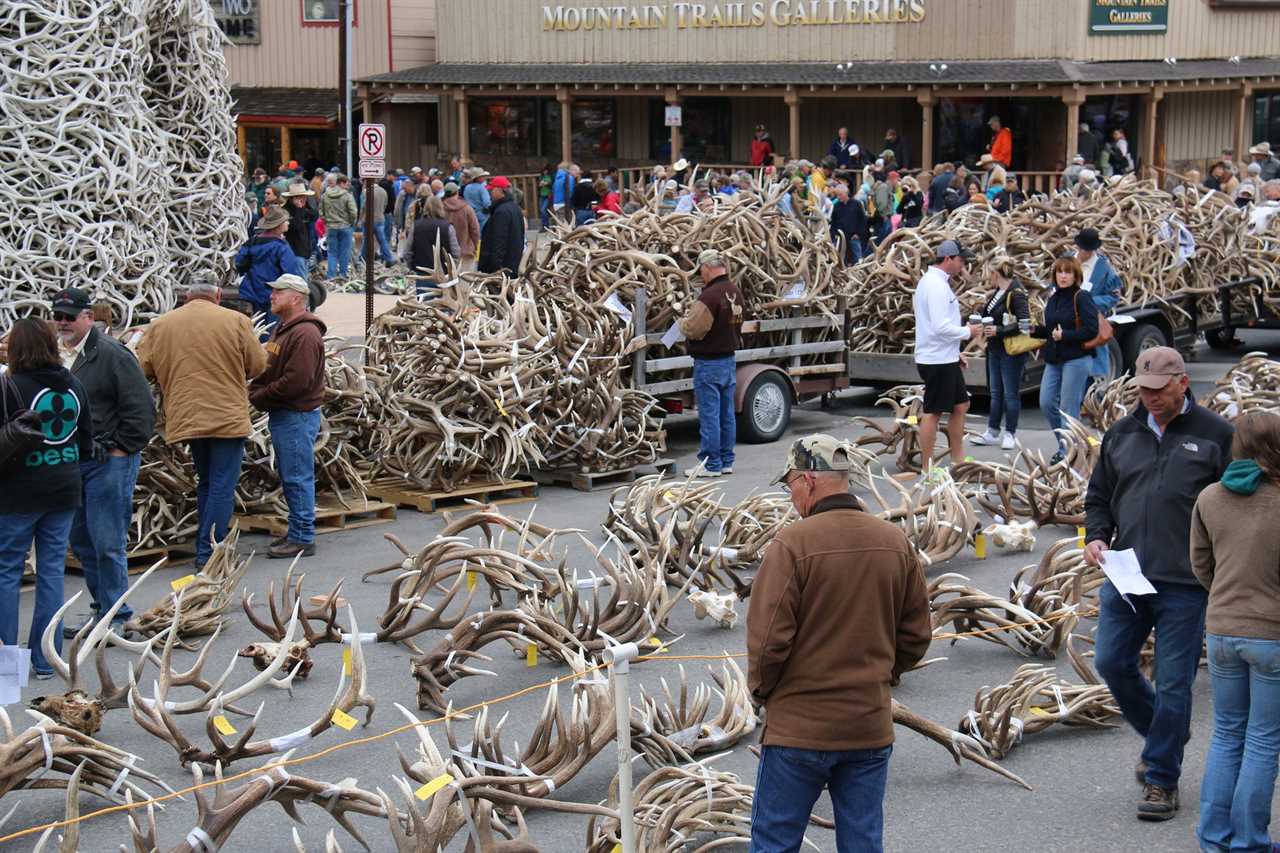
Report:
442,195,481,259
249,312,328,413
0,366,93,514
319,185,358,230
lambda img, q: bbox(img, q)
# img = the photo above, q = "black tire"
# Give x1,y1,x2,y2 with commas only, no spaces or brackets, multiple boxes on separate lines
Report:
1120,323,1167,372
737,372,792,444
1204,328,1238,351
309,280,328,311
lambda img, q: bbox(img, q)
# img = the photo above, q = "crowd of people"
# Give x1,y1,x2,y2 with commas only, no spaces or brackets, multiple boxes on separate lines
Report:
0,277,326,678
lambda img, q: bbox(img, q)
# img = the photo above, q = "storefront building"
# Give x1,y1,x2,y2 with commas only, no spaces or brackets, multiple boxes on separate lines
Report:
214,0,439,174
357,0,1280,180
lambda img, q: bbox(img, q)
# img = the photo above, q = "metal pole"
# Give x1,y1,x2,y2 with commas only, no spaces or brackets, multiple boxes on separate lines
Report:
340,0,353,177
605,642,639,853
364,177,375,334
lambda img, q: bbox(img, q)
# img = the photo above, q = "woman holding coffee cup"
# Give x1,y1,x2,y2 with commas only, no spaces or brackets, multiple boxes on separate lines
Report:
970,254,1031,451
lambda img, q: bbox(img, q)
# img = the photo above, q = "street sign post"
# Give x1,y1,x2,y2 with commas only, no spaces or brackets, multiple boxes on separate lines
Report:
357,123,386,158
356,123,386,334
358,158,385,179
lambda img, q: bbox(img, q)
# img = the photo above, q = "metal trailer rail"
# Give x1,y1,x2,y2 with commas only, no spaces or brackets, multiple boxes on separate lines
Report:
629,288,850,442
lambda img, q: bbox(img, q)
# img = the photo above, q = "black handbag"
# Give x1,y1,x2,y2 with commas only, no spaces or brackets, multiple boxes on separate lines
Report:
0,375,44,468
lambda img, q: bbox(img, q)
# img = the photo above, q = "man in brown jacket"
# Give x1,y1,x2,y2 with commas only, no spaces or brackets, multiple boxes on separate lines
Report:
137,280,267,568
442,183,480,273
679,249,744,478
748,434,932,853
249,274,327,558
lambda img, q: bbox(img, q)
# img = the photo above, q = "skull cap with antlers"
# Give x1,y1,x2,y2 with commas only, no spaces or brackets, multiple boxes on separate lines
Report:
773,434,859,483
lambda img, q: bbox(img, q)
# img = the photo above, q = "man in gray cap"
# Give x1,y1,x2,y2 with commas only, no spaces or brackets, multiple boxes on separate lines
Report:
249,274,328,559
679,250,745,477
1084,346,1234,821
748,433,931,850
912,240,983,474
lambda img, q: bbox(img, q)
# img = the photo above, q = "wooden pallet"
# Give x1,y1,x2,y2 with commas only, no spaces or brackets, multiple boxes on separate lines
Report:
365,480,539,514
524,458,677,492
64,542,196,573
234,498,397,537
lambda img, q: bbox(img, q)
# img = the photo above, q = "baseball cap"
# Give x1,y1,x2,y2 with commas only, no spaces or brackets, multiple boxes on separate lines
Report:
936,240,975,261
1134,347,1186,389
773,434,857,484
489,176,511,190
268,274,310,295
443,182,459,196
1238,184,1255,197
51,287,92,314
696,249,725,268
410,166,423,174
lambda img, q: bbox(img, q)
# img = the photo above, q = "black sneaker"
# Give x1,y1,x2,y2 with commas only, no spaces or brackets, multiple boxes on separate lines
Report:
268,540,316,559
62,613,99,639
1137,784,1179,821
1135,760,1147,785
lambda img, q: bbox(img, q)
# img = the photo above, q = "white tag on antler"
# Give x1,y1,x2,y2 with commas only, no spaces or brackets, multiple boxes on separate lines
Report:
268,727,313,753
185,827,218,852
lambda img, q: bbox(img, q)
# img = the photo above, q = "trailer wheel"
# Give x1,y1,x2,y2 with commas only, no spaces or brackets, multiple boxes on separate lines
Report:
1204,328,1238,351
738,372,791,444
1121,323,1167,372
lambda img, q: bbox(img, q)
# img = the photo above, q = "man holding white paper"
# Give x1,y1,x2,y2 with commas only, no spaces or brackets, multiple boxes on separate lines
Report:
1084,347,1234,822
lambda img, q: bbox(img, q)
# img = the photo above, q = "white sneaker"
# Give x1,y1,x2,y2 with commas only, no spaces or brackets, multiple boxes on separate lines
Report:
1001,433,1017,450
683,466,721,478
970,430,1000,446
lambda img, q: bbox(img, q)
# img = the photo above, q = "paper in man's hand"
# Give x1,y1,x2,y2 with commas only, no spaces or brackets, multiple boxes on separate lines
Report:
1098,548,1157,611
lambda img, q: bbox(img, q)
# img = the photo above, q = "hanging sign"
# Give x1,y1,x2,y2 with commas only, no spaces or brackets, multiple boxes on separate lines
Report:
1088,0,1169,34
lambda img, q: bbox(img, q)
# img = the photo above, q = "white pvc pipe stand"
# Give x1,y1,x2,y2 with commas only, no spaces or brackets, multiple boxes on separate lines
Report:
605,641,640,853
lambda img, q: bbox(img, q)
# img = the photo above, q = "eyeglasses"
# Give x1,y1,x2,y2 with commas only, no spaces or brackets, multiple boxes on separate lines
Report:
52,312,79,322
781,475,802,495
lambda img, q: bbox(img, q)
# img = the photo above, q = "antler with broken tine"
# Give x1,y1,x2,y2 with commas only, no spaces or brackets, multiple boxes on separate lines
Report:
0,707,170,804
636,659,759,759
243,559,348,647
125,527,250,640
929,572,1078,659
890,700,1032,789
132,604,374,768
33,563,170,731
124,754,386,853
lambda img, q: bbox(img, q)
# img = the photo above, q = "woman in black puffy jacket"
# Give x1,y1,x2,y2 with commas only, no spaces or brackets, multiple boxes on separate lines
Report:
1032,255,1099,463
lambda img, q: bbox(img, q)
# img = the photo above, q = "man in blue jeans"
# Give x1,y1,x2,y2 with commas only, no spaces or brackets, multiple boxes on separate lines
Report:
679,250,745,478
748,435,932,852
250,275,326,558
1085,347,1234,821
138,281,267,569
51,289,155,638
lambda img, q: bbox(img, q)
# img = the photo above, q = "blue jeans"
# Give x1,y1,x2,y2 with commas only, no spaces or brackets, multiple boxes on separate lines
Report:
693,356,736,473
69,453,141,623
1095,579,1208,790
268,409,320,545
1039,355,1092,448
986,346,1027,434
0,508,76,674
188,438,245,568
326,226,354,278
1198,634,1280,853
1090,342,1112,378
371,219,395,265
750,744,892,853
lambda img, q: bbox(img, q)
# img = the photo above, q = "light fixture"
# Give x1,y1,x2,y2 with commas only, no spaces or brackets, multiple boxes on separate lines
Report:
1163,56,1177,65
1228,55,1241,64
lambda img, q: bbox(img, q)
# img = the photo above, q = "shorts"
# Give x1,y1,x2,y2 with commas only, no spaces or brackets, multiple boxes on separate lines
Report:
916,361,969,414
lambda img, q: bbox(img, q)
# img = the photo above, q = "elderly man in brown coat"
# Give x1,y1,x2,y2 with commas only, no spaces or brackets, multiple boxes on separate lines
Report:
137,280,267,568
748,434,932,853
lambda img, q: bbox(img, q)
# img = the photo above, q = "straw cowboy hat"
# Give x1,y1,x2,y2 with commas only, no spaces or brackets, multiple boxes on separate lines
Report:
281,181,313,198
672,158,690,172
255,206,289,231
1248,142,1272,156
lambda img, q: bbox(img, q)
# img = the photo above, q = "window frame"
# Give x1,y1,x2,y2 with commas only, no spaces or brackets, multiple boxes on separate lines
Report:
300,0,359,27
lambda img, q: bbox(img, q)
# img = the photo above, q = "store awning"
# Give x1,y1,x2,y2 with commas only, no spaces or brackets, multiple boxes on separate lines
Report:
231,87,340,125
360,58,1280,90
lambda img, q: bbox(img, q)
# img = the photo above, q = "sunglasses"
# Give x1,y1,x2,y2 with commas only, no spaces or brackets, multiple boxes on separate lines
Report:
52,312,80,322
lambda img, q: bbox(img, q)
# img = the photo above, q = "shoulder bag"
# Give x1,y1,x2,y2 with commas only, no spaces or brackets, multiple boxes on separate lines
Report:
0,374,44,468
1073,289,1113,351
1001,289,1044,356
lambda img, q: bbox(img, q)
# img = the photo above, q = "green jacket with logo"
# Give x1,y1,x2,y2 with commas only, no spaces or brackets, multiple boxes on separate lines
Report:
0,366,94,513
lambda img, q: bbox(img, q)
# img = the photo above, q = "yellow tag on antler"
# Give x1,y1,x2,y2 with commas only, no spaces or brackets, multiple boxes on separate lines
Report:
497,402,510,418
610,845,623,853
415,772,455,800
212,715,237,736
1087,436,1101,447
906,415,918,426
170,574,196,592
466,570,477,592
1077,526,1087,548
647,637,668,653
1028,707,1051,718
526,644,538,667
974,534,987,559
331,709,358,731
342,648,353,676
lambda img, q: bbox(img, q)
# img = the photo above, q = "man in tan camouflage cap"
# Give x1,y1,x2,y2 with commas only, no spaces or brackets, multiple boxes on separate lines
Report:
680,249,745,477
748,433,931,849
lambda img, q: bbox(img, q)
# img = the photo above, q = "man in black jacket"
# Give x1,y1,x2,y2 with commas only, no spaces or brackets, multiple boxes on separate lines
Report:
1084,347,1233,823
478,176,525,276
50,288,155,636
828,183,866,264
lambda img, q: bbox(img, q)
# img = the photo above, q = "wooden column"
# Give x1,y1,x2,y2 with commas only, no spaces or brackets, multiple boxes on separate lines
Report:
917,92,934,169
1064,90,1085,164
236,124,247,172
280,125,291,169
665,89,681,163
557,87,573,164
456,91,469,161
785,89,801,160
1233,82,1253,162
1140,87,1163,179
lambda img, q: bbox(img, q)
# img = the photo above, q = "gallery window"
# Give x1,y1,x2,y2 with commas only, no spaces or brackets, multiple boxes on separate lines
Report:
1253,92,1280,147
301,0,358,26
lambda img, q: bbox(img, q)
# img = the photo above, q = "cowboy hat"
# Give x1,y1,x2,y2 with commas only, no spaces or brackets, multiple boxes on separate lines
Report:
255,206,290,231
1248,142,1272,156
978,153,995,166
281,181,313,198
672,158,690,172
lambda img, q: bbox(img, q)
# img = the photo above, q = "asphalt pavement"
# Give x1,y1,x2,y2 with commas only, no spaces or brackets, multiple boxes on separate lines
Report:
4,331,1278,852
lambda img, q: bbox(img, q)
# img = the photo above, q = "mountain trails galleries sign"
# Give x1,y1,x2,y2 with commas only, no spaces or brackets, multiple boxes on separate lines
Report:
542,1,928,31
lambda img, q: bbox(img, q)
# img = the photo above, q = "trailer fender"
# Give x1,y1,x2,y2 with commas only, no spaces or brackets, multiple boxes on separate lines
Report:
734,363,796,412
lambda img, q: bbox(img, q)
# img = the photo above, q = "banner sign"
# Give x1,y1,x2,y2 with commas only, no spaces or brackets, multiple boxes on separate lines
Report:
1089,0,1168,35
542,1,927,32
213,0,260,44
